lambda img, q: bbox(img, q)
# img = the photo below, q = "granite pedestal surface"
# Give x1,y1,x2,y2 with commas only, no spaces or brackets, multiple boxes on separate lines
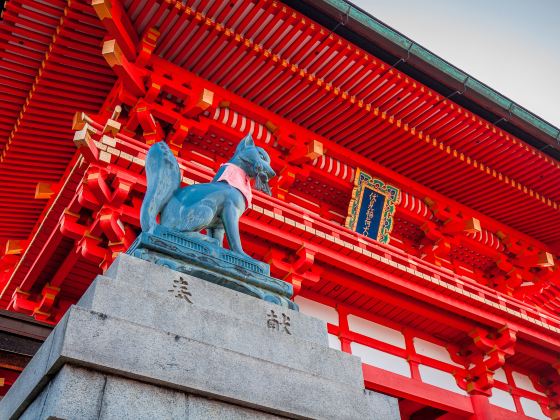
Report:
0,254,399,419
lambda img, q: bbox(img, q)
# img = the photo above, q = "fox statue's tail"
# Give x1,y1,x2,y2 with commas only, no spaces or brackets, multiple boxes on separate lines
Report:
140,141,181,233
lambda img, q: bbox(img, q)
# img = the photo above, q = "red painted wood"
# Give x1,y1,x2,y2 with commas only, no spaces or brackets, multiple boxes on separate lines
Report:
363,363,473,415
0,0,558,411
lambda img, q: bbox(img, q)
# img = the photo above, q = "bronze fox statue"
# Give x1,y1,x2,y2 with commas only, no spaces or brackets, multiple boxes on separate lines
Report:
140,134,275,257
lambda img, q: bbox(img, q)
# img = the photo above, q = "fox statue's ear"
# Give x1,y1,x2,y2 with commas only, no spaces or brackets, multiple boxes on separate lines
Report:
235,134,255,154
243,134,255,147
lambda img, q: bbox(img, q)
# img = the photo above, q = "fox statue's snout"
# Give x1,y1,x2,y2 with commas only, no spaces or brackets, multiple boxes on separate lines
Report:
261,159,276,182
256,160,276,182
256,158,275,196
237,144,275,196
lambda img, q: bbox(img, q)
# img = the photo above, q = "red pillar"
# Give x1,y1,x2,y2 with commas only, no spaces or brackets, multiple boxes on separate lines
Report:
469,393,493,420
337,305,352,354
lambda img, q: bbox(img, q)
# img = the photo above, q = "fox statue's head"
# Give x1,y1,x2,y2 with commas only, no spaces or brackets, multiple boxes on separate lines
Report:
231,134,275,195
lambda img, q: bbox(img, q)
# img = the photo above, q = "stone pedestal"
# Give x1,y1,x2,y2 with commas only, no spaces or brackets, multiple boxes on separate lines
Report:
0,254,399,419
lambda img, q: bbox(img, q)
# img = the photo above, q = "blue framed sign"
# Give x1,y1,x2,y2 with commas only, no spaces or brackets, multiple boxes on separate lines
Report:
345,169,400,244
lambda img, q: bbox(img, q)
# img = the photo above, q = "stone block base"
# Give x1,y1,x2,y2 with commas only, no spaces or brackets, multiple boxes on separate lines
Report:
21,365,284,420
1,254,399,419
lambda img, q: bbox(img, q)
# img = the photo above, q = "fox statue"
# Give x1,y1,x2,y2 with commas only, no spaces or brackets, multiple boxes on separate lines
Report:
140,134,276,257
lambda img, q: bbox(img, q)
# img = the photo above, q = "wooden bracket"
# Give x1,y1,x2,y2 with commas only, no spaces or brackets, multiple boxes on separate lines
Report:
456,325,517,395
515,251,555,268
73,122,99,162
103,39,145,96
265,245,321,295
103,105,122,135
93,0,138,61
183,88,215,118
35,182,57,200
442,216,481,234
288,138,324,165
4,240,28,256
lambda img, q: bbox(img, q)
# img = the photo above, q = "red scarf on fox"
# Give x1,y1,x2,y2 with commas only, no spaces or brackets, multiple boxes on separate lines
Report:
216,163,252,207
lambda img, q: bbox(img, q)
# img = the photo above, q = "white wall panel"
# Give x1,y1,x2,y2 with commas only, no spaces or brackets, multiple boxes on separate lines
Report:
294,296,339,325
520,397,547,420
418,364,467,395
347,315,405,348
327,333,341,351
512,371,545,396
351,342,411,377
413,338,461,366
493,368,507,383
489,388,516,412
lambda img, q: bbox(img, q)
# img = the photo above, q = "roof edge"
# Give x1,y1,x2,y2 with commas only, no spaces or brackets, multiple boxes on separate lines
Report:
287,0,560,158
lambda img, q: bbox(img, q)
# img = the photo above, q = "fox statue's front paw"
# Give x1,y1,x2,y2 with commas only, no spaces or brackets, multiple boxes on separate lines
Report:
232,249,251,259
227,246,253,260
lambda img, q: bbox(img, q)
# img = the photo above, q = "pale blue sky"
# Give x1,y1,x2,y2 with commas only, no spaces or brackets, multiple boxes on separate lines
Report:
351,0,560,128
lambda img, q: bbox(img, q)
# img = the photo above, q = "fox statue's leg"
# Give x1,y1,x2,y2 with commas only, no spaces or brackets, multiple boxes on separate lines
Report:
222,203,246,256
163,201,215,232
207,225,225,246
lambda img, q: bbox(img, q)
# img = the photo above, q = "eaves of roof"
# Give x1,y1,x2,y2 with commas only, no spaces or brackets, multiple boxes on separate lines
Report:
285,0,560,161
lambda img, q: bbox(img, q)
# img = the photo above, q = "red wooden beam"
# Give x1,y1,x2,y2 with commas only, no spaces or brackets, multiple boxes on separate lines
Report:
362,363,473,416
